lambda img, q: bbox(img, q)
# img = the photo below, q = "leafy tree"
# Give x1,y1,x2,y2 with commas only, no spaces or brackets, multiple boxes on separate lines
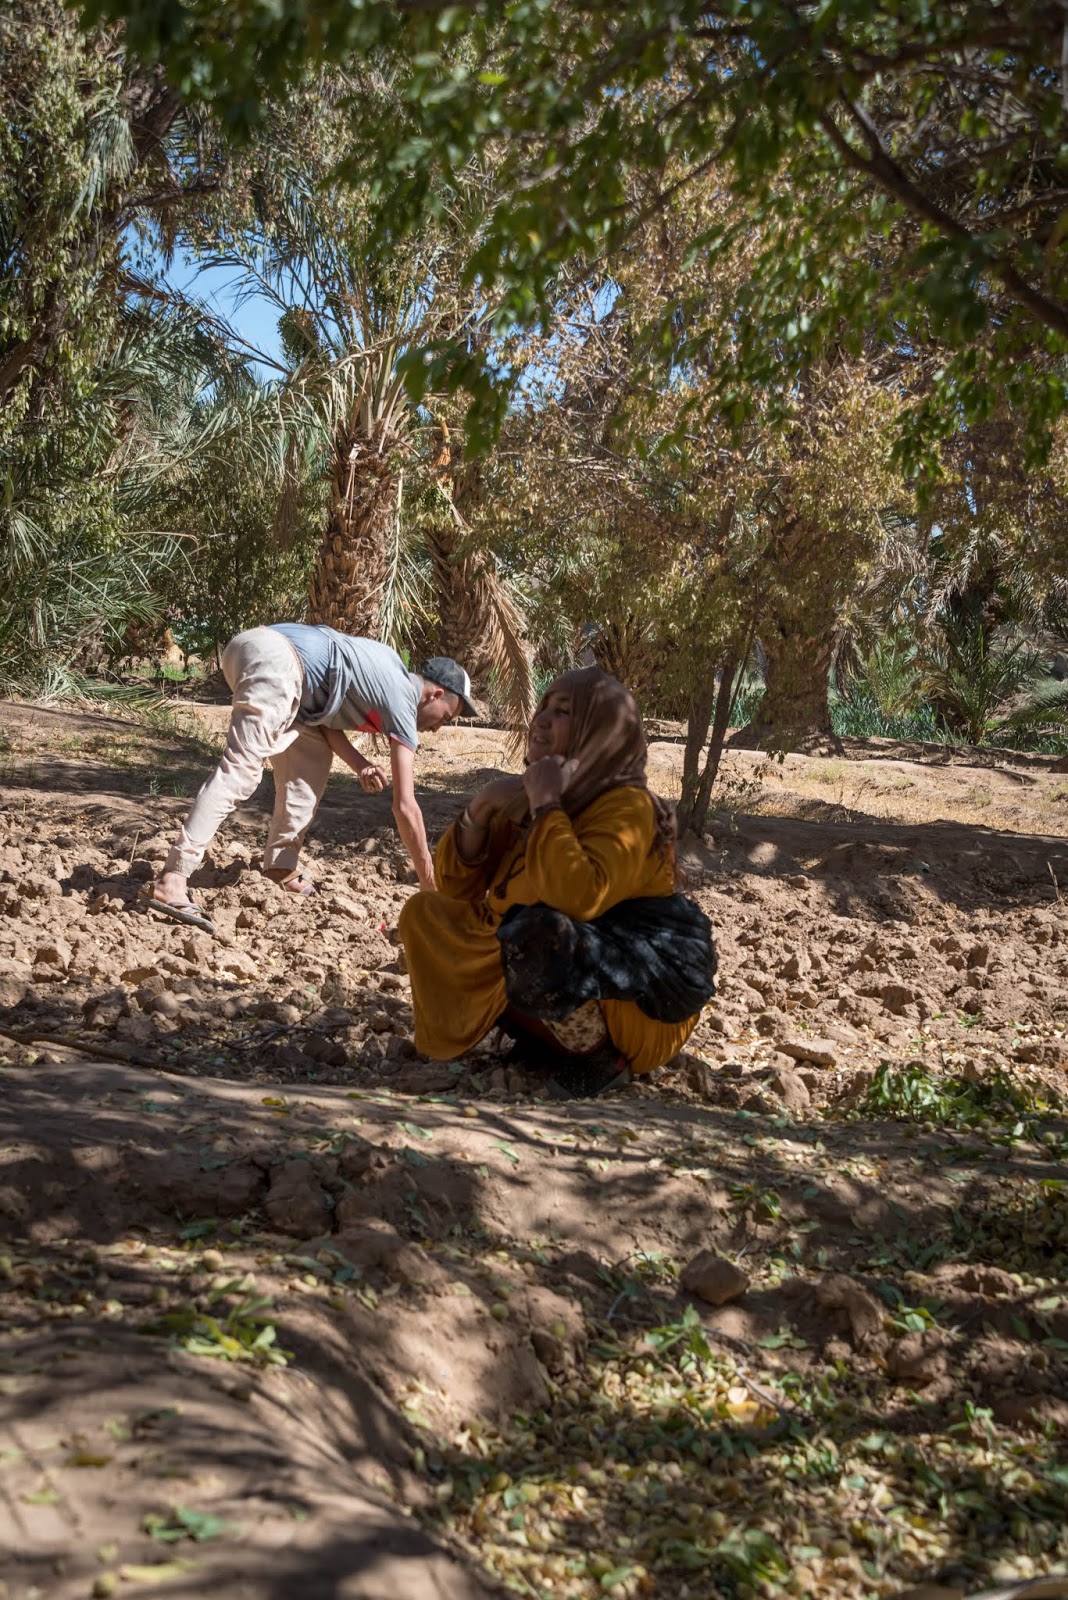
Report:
0,0,225,430
83,0,1068,457
0,302,251,690
183,78,496,642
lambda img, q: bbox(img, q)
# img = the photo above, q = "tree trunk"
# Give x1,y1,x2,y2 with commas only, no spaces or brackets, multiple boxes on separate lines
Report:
680,674,718,829
680,658,740,838
738,623,839,752
425,428,534,735
306,422,398,636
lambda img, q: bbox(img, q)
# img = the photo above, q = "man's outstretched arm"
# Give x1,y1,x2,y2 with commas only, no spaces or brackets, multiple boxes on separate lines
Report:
389,741,436,890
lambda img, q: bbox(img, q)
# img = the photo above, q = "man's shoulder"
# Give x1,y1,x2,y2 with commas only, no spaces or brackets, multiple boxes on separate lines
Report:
335,634,409,674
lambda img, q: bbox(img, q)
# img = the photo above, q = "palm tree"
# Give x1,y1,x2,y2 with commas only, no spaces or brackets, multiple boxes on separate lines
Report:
928,596,1068,748
0,298,262,691
421,422,534,734
197,106,492,644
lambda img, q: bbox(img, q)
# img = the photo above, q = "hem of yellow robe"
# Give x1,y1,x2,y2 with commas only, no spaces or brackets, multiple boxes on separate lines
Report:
411,997,698,1075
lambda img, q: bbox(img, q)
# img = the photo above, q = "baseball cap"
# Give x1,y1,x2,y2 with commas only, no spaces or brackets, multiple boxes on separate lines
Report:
421,656,480,719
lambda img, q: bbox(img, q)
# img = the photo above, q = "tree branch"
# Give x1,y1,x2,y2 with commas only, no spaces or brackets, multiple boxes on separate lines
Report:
819,98,1068,343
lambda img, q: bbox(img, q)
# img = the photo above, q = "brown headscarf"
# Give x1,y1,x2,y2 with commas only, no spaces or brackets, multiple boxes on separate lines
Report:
524,667,676,860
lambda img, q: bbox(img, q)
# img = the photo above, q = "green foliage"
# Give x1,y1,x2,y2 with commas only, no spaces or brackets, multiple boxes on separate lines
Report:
82,0,1068,459
144,1506,236,1543
642,1302,714,1369
0,0,275,692
859,1062,1042,1130
843,629,927,722
929,601,1068,750
830,692,940,743
143,1281,291,1367
0,0,124,430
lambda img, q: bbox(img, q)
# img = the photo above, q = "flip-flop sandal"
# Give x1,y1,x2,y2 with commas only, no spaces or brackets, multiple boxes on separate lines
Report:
143,894,217,935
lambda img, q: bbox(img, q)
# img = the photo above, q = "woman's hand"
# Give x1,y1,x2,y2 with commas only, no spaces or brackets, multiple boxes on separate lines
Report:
468,774,526,825
522,755,577,811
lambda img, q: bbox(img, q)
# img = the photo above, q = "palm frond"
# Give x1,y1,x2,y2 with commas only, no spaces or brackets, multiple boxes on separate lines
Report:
376,472,433,654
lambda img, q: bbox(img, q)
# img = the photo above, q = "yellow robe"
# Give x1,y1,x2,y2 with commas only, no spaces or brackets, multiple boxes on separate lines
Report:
398,787,701,1073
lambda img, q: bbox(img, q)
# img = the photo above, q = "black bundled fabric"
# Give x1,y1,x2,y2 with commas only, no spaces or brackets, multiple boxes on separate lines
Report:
497,895,717,1025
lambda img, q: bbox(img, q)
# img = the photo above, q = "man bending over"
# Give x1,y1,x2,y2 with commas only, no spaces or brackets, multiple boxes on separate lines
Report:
148,623,477,933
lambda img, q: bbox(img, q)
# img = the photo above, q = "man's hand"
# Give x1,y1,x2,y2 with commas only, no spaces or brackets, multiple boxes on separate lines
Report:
357,763,388,794
522,755,577,811
390,740,436,890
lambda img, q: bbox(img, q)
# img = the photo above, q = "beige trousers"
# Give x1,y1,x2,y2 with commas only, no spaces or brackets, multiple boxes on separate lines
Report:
164,627,334,879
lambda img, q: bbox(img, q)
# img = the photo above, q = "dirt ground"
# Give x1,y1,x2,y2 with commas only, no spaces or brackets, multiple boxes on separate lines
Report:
1,699,1067,1600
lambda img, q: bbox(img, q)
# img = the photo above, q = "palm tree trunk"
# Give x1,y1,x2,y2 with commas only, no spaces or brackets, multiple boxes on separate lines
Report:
741,622,839,750
425,428,534,734
306,421,398,636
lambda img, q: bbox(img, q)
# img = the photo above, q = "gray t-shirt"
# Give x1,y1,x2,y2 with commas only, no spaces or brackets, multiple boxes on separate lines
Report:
271,624,420,750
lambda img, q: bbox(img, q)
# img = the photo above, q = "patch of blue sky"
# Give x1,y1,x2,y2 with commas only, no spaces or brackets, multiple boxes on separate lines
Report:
512,277,621,409
149,243,287,377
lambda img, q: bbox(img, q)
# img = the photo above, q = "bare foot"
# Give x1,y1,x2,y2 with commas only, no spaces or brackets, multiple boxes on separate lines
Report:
154,870,189,904
265,868,317,895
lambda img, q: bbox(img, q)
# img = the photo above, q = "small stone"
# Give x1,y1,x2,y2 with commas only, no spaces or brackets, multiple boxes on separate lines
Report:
147,991,182,1018
886,1330,949,1385
33,936,72,971
681,1252,750,1307
880,982,918,1015
301,1034,349,1067
682,1057,729,1101
328,893,368,919
957,1265,1016,1297
120,964,160,985
813,1274,884,1349
0,961,30,1008
269,1002,302,1027
264,1161,333,1238
215,949,257,980
133,976,167,1008
763,1064,811,1112
21,871,62,900
775,1034,837,1067
531,1329,569,1373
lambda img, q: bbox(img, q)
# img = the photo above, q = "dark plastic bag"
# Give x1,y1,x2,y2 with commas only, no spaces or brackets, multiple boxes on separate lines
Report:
497,894,717,1024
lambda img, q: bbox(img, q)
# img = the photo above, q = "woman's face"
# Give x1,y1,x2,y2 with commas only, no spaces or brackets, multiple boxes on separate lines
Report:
526,685,572,761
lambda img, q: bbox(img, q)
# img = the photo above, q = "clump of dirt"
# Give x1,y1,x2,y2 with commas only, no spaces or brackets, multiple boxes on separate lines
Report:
2,699,1067,1600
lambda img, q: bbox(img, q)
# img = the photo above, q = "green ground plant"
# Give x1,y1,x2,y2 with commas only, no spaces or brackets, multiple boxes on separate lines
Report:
858,1062,1045,1131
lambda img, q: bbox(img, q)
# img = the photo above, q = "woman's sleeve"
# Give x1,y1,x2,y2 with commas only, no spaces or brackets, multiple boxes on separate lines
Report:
434,815,512,901
523,790,657,920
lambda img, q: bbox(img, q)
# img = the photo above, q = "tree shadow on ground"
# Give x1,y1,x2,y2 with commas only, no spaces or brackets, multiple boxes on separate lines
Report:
2,1050,1066,1597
